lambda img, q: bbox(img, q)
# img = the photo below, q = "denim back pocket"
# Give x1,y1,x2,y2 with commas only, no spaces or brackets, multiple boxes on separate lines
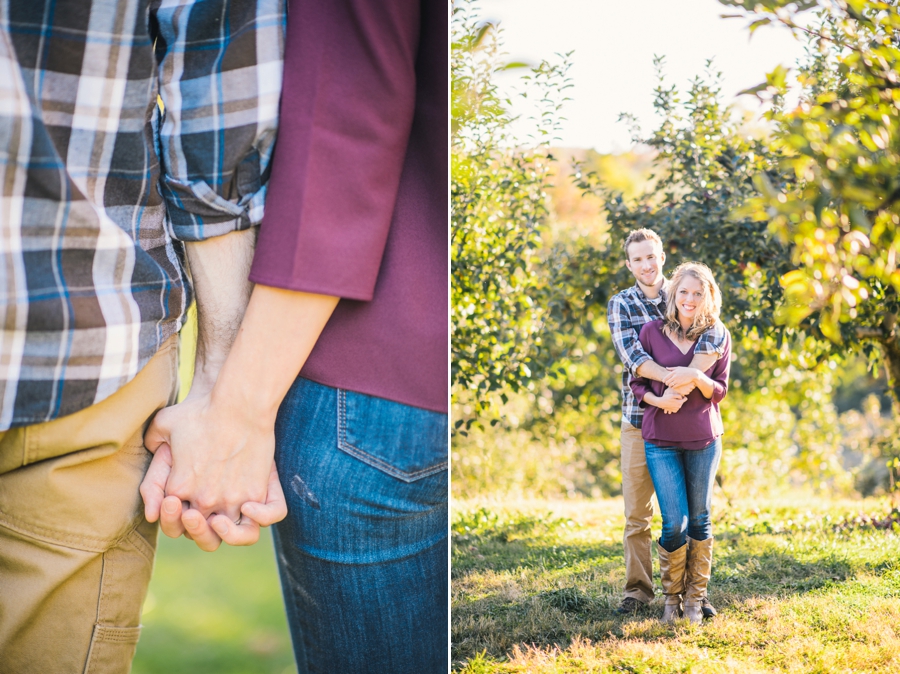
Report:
337,389,447,482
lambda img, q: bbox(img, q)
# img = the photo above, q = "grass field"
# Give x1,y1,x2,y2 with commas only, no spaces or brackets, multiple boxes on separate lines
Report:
132,518,295,673
452,495,900,673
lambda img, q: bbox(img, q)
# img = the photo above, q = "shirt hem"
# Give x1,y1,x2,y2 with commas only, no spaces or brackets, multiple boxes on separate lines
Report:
643,434,722,450
298,373,447,415
248,272,375,302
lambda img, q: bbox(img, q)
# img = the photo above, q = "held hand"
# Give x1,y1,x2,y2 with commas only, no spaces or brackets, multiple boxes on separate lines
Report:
663,366,699,390
669,381,696,397
143,389,275,523
170,462,287,551
141,452,287,551
209,462,288,545
657,387,687,415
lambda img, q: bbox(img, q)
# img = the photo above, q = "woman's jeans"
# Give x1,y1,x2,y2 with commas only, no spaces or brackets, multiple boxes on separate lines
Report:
644,438,722,552
271,377,448,674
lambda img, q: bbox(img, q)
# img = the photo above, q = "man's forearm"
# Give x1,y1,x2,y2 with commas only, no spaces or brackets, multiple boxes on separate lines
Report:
688,352,718,372
635,359,669,382
640,350,717,381
184,229,257,393
662,352,721,391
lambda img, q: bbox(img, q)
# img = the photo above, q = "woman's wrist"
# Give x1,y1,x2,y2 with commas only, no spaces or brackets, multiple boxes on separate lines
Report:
208,352,283,430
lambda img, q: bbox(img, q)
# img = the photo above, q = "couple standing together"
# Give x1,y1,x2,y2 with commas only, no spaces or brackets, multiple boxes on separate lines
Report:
0,1,446,673
608,229,731,624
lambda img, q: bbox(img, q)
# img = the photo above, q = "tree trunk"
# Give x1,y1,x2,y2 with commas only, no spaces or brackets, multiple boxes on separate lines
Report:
880,327,900,409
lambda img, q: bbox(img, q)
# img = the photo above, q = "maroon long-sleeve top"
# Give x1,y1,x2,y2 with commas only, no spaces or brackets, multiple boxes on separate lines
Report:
630,320,731,449
249,0,447,413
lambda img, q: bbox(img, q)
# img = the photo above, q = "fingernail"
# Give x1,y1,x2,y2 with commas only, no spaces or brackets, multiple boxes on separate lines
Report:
163,500,177,514
185,517,199,530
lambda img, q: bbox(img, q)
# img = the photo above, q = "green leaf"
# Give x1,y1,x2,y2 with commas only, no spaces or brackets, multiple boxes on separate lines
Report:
749,17,773,36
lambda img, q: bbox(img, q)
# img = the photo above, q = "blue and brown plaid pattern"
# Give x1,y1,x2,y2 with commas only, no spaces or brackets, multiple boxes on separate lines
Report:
608,283,727,428
0,0,284,428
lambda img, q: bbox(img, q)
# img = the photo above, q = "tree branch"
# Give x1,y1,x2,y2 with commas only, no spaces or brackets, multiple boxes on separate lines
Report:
856,326,883,339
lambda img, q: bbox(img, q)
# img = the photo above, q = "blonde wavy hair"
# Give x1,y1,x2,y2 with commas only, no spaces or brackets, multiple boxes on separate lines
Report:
663,262,722,341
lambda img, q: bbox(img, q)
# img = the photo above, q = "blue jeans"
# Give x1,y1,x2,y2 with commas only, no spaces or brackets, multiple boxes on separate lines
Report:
271,378,448,674
644,439,722,552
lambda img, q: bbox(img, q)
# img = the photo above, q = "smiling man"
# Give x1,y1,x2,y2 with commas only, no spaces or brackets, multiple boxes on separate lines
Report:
606,228,726,617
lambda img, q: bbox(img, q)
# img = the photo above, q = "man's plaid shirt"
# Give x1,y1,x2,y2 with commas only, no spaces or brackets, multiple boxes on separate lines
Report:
608,283,727,429
0,0,284,429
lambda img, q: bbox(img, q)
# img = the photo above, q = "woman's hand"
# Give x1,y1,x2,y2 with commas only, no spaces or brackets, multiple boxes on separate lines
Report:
644,387,687,414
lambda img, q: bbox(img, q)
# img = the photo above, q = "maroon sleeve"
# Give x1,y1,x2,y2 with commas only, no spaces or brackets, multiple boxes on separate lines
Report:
249,0,420,300
629,323,655,406
709,329,731,404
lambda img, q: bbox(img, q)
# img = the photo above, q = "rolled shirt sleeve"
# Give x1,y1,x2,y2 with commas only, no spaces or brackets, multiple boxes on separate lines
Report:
629,322,655,406
608,295,654,376
695,319,728,357
248,0,420,300
708,328,731,404
153,0,285,241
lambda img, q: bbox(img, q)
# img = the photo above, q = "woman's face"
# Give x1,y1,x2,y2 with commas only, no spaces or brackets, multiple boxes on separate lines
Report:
675,274,706,323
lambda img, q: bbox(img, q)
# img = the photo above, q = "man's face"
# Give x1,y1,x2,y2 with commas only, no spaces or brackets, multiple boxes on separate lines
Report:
625,239,665,289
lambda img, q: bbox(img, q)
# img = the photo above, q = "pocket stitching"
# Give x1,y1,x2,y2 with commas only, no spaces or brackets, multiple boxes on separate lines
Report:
84,624,142,674
91,626,141,643
336,389,447,483
0,510,143,553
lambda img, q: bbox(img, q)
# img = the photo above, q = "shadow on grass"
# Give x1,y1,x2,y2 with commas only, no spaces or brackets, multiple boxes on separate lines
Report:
452,536,624,576
452,530,855,668
713,545,852,599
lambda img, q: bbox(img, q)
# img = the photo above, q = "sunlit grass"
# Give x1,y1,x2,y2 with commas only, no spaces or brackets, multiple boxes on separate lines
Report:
133,528,295,674
452,495,900,673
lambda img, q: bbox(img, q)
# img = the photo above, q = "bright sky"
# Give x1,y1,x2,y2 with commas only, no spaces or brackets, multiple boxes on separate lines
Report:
476,0,808,153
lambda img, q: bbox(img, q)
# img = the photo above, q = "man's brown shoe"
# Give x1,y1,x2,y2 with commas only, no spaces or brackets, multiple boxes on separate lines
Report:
614,597,648,615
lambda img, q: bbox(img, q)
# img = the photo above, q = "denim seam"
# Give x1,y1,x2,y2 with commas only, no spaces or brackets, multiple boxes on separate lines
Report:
336,389,447,483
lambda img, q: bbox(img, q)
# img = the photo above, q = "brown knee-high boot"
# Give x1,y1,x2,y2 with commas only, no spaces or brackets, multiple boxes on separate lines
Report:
683,536,714,624
656,541,687,623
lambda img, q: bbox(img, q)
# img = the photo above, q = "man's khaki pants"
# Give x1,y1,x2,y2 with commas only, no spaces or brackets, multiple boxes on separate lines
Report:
621,421,655,603
0,337,177,674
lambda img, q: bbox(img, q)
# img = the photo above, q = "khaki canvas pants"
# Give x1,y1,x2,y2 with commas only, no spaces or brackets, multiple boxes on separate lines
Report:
621,421,655,603
0,337,178,674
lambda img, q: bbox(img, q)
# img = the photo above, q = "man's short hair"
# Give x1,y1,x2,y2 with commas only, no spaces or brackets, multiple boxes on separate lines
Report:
623,228,663,257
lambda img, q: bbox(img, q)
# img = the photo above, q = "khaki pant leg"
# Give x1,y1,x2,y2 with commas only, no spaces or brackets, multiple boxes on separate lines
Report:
620,421,655,602
0,337,178,674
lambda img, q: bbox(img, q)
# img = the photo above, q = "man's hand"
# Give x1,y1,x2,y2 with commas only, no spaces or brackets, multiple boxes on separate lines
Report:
663,367,699,395
143,389,275,522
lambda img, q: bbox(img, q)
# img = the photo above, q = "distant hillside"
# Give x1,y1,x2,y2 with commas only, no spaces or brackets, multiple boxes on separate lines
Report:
543,148,655,243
